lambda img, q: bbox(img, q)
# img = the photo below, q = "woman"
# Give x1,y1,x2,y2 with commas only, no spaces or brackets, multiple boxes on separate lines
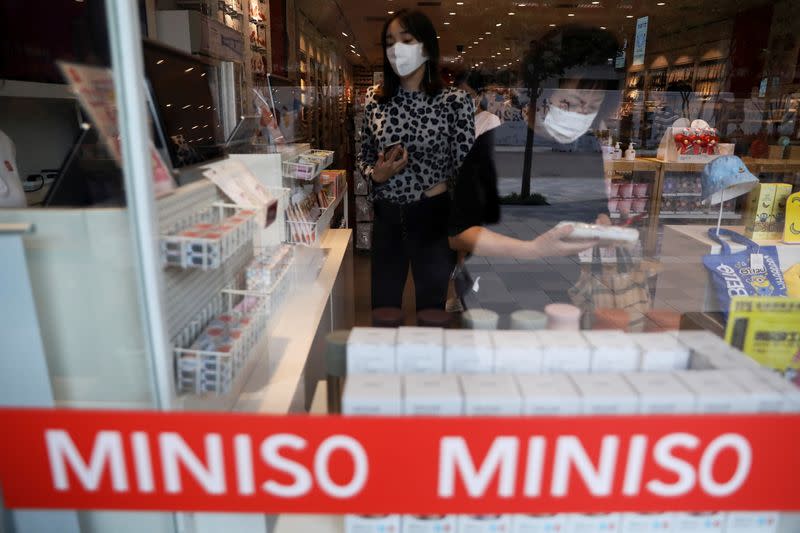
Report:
357,9,475,311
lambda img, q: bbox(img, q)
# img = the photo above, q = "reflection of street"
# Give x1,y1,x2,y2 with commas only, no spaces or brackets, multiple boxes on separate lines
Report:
494,149,608,202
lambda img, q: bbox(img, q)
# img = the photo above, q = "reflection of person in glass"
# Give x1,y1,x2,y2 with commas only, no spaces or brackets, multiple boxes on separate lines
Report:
357,10,474,312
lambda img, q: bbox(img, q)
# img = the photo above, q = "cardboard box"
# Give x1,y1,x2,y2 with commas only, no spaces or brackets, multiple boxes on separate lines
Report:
629,333,690,371
566,513,621,533
512,514,568,533
671,512,726,532
492,331,543,374
571,374,640,415
342,375,402,416
584,331,639,372
748,367,800,412
725,511,779,533
620,513,674,532
401,515,457,533
347,328,397,374
624,372,696,414
723,369,786,413
461,375,522,416
445,330,494,374
516,374,583,415
538,331,592,374
674,370,753,413
397,327,444,374
458,515,512,533
403,375,463,416
745,183,792,241
345,514,401,533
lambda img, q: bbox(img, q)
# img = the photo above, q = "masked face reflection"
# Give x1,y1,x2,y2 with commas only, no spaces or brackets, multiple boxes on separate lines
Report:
537,82,606,144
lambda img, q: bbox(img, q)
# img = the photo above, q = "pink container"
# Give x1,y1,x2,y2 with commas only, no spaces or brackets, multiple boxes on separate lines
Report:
634,183,650,197
632,198,648,213
609,182,621,198
545,303,581,331
619,183,635,198
608,198,620,212
617,198,633,214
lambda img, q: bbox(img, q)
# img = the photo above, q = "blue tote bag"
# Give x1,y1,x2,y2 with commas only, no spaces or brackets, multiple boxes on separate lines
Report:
702,228,787,314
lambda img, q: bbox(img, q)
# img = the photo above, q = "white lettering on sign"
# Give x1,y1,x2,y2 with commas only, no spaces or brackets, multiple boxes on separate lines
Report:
551,435,619,497
44,430,370,499
437,433,752,499
438,436,519,498
46,430,128,492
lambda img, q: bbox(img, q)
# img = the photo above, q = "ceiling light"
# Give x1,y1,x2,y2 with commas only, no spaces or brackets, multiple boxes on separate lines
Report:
508,12,515,15
479,37,484,40
449,12,456,15
437,36,441,39
387,10,394,14
505,47,510,50
496,23,502,26
473,41,478,44
568,13,575,17
443,21,450,24
156,59,164,65
549,23,556,27
184,67,194,73
626,15,633,18
350,44,355,48
468,46,472,49
657,1,666,4
342,32,348,37
457,1,464,4
592,1,600,3
485,31,491,34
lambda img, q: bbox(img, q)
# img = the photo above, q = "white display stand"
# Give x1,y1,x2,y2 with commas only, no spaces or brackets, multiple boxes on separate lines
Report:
656,225,800,313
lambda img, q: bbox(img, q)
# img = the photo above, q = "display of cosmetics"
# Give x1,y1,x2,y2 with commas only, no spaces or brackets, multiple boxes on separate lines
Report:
607,179,650,215
245,244,294,293
320,169,346,199
177,295,266,395
285,199,319,244
161,210,257,270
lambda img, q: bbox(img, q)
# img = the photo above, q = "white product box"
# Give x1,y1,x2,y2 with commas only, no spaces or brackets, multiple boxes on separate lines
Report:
538,331,591,374
461,375,522,416
671,512,726,532
342,375,402,416
402,515,457,533
445,330,494,374
725,511,779,532
583,331,639,372
751,369,800,412
677,331,759,371
345,514,401,533
347,327,398,374
516,374,583,415
624,372,696,414
403,374,463,416
458,515,512,533
492,331,543,374
397,327,444,374
566,513,621,533
723,369,786,413
674,370,754,413
629,333,691,371
676,330,729,353
511,514,568,533
570,374,639,415
620,512,674,532
701,349,761,371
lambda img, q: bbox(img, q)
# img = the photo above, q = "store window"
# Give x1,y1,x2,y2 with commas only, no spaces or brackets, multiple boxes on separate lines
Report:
1,0,800,532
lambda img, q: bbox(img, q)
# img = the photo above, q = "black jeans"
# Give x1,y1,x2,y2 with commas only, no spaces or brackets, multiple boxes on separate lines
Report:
371,193,456,311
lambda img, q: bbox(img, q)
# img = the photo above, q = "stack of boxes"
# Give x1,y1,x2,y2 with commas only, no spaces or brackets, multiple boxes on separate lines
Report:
341,327,798,533
161,209,257,270
353,67,375,251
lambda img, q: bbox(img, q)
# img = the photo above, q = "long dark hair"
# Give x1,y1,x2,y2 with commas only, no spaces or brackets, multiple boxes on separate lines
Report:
377,9,443,104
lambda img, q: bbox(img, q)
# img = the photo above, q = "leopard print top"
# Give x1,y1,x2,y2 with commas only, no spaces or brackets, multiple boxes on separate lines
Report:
357,85,475,204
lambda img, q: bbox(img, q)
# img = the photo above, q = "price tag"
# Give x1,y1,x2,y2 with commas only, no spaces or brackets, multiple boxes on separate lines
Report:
751,253,765,271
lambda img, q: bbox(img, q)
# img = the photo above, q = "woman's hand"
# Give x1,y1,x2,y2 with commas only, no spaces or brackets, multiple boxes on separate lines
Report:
372,146,408,184
526,224,597,259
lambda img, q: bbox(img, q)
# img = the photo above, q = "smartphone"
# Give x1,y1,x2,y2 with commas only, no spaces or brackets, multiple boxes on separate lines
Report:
384,142,404,162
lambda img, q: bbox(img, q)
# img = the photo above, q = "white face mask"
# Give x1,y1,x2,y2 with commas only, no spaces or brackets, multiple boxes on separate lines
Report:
386,42,428,78
542,105,598,144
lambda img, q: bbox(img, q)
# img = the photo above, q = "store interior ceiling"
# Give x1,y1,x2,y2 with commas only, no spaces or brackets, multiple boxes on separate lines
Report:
296,0,771,69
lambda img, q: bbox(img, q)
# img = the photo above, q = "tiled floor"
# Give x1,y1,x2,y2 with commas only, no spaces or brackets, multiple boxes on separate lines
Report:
353,176,715,326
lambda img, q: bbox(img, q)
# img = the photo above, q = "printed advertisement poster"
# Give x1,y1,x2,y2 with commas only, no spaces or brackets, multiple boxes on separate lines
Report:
726,296,800,376
633,16,649,67
58,61,175,198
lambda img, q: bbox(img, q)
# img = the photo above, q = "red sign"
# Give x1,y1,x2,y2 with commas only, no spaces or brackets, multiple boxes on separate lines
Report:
0,409,798,513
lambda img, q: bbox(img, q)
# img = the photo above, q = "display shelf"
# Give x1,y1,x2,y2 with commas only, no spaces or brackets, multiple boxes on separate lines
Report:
606,159,661,172
659,212,740,220
662,192,702,197
286,191,345,245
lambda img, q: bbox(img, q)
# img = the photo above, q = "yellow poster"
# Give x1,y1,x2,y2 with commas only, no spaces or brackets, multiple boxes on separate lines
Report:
725,296,800,374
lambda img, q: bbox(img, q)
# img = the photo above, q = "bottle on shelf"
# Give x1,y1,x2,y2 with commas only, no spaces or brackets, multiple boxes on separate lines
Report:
625,142,636,161
613,142,623,160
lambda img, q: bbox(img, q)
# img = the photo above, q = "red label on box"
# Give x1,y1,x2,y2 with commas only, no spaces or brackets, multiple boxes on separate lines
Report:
0,409,798,513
